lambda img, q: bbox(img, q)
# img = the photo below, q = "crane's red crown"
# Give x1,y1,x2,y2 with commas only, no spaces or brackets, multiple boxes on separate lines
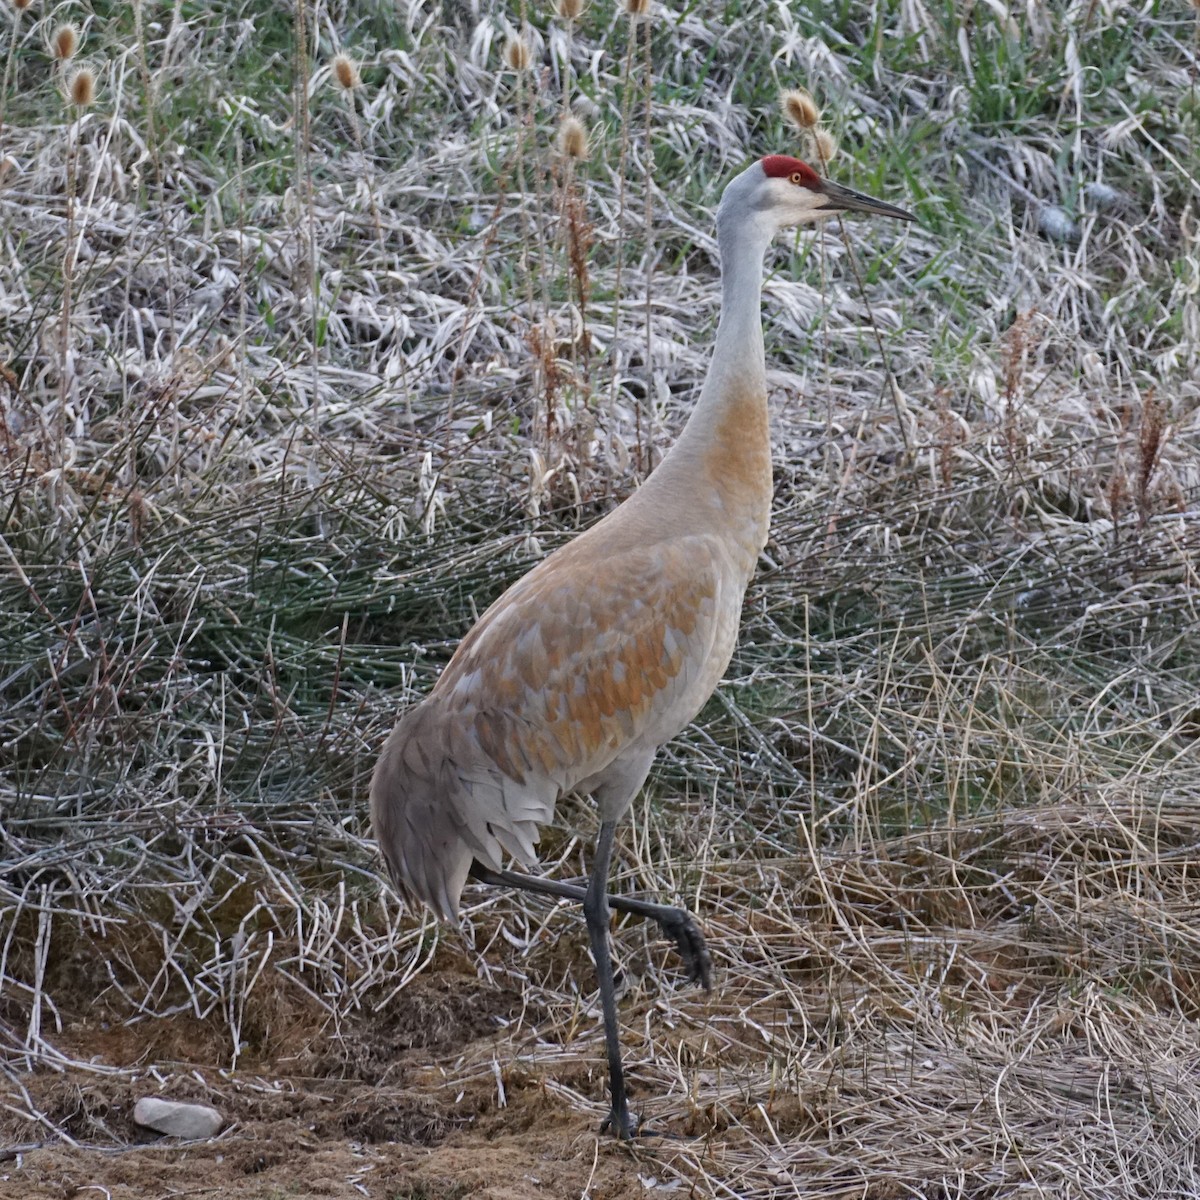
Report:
761,155,821,188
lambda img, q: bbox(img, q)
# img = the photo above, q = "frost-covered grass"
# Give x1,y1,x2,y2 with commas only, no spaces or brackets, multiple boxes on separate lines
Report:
2,0,1199,1194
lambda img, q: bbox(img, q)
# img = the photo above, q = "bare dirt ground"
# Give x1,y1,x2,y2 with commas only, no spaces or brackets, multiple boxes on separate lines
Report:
3,967,662,1200
5,1078,648,1200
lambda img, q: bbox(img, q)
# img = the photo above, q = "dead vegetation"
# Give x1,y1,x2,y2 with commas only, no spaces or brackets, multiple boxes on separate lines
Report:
2,0,1199,1195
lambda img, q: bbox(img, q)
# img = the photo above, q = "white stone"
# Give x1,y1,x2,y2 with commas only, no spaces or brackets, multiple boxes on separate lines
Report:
133,1097,223,1139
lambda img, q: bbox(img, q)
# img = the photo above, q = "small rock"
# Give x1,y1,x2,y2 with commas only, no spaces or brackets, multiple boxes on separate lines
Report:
133,1097,224,1139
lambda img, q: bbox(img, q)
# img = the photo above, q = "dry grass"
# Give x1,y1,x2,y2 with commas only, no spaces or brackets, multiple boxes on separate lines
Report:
2,0,1199,1195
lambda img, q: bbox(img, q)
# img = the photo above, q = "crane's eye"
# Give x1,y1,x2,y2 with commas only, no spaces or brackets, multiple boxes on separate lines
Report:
789,171,805,185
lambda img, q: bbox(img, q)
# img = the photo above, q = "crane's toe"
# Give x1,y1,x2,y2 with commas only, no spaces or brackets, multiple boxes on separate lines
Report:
602,1105,686,1142
656,908,712,991
601,1101,639,1140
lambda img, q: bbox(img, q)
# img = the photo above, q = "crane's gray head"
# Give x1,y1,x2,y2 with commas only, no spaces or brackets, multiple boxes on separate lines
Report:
719,154,915,235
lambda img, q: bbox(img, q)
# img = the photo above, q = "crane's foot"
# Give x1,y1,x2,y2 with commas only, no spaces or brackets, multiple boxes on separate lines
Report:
654,908,712,992
600,1105,683,1142
601,1102,639,1141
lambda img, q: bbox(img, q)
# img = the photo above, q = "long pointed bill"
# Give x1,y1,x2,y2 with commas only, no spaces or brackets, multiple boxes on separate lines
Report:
818,178,916,222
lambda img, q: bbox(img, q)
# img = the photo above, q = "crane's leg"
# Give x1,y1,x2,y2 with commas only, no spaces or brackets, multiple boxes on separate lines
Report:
582,818,637,1139
469,862,711,989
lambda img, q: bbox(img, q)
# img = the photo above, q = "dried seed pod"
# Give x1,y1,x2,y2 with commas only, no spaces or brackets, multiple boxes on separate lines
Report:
331,53,360,90
811,128,837,166
503,34,531,71
780,87,819,131
557,114,588,160
67,65,95,107
554,0,585,18
51,22,79,60
624,0,649,15
13,0,33,13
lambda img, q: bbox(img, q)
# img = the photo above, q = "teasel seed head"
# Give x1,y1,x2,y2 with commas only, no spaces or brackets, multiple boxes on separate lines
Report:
810,128,837,166
557,114,589,160
51,22,79,60
780,87,820,131
503,34,532,71
67,65,95,107
554,0,585,18
66,65,94,106
331,53,360,90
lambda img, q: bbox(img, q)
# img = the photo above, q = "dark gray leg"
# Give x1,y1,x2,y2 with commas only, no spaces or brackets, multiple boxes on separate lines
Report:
469,861,711,990
582,819,636,1139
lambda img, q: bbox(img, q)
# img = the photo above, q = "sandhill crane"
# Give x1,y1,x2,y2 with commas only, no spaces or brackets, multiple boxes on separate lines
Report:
371,155,914,1139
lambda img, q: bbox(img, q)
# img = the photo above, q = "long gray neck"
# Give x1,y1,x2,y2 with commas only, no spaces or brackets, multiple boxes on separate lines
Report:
676,208,773,444
623,185,775,564
712,215,771,389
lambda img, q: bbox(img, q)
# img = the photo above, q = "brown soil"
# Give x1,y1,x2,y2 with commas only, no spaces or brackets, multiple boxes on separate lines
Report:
1,1087,647,1200
0,972,663,1200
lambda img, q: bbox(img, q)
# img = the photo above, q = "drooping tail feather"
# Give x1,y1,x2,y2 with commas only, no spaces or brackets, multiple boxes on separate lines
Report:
369,700,555,921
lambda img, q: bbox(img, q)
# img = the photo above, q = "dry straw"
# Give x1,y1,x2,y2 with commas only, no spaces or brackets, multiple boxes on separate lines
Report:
331,53,360,91
1,0,32,129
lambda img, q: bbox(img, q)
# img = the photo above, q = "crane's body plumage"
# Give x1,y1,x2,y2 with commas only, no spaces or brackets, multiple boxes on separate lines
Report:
372,373,771,922
370,155,913,1138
